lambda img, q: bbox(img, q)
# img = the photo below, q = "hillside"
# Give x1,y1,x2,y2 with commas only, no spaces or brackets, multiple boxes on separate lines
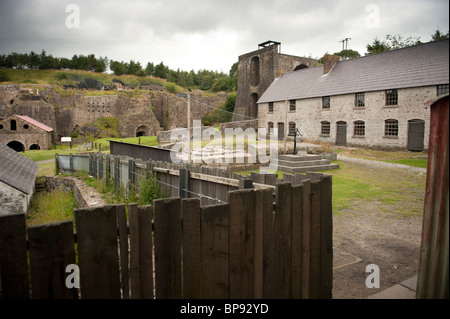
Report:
0,68,187,96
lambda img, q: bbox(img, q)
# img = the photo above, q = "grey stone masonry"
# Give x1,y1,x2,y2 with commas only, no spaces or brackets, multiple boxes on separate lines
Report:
274,154,339,174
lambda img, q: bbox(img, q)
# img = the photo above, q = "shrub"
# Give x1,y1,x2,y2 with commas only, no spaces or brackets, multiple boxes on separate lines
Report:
138,172,163,206
0,70,10,82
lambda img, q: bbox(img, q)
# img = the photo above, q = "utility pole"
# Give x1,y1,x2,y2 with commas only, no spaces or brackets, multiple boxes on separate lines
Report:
187,88,192,163
340,38,351,50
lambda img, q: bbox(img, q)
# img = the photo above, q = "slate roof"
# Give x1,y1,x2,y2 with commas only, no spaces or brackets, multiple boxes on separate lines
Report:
258,39,449,103
15,115,54,132
0,142,39,195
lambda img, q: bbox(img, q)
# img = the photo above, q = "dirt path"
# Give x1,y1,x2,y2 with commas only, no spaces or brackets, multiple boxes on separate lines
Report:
331,158,426,299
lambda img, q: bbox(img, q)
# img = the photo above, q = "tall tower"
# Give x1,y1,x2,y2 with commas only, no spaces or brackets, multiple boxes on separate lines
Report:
233,41,318,121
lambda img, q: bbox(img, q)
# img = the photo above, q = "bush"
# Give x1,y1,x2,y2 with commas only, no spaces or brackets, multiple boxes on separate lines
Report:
0,70,10,82
164,82,177,94
138,172,163,206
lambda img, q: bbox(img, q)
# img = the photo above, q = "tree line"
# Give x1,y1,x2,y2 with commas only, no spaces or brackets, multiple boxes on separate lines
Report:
0,49,238,92
318,29,449,62
109,60,238,92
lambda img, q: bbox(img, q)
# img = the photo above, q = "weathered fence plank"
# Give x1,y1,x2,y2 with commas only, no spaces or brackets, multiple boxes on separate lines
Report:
301,179,312,298
309,180,322,299
129,203,154,299
320,175,333,299
201,203,230,299
274,182,292,299
181,198,202,298
75,205,121,299
254,188,272,299
28,221,77,299
0,213,30,299
229,189,255,299
116,204,129,299
138,205,154,299
291,184,304,299
154,198,182,299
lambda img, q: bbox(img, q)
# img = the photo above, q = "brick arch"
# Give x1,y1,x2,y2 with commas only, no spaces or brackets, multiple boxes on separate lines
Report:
7,140,25,152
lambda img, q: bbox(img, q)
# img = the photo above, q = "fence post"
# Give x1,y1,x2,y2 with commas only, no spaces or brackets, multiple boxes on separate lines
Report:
179,168,190,198
114,156,119,190
239,178,253,189
129,159,135,186
69,153,73,173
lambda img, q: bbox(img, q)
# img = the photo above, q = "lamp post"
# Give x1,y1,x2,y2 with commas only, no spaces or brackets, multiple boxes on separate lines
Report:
187,88,192,163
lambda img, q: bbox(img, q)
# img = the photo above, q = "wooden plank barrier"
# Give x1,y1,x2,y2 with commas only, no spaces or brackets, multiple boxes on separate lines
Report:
0,173,332,299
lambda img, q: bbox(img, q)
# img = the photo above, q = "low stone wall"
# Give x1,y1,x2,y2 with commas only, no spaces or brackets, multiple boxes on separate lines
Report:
45,176,89,208
219,119,258,133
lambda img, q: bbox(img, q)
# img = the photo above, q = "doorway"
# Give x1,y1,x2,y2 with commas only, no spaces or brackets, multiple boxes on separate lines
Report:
277,122,285,141
336,121,347,146
407,119,425,151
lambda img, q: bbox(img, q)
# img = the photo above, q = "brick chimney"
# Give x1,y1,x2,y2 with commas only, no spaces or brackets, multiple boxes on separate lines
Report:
323,54,340,74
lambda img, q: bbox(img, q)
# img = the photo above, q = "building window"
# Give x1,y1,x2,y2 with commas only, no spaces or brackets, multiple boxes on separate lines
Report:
10,120,16,131
268,102,274,113
289,100,296,111
321,121,331,135
385,119,399,136
386,89,398,106
268,122,274,134
353,121,365,136
323,96,331,109
23,124,29,129
437,84,449,96
355,92,365,107
288,122,296,136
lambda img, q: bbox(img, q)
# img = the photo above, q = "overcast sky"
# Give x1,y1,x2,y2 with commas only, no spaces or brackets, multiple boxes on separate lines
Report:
0,0,448,73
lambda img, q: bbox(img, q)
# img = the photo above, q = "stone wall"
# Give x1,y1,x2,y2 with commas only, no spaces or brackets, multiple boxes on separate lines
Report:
0,85,228,141
0,115,53,150
259,86,436,149
233,43,317,121
0,181,31,215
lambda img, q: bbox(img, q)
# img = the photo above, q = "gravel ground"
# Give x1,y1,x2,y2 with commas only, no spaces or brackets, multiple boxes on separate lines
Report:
331,155,426,299
337,154,427,173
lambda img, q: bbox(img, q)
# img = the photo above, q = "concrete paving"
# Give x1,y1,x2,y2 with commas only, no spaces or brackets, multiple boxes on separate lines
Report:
368,276,417,299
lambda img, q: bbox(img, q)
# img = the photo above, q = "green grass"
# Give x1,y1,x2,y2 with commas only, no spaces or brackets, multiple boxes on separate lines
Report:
386,158,427,168
23,136,160,162
2,68,188,95
27,188,77,226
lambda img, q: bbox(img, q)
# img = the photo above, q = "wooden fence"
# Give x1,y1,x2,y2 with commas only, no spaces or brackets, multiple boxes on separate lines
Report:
0,176,332,299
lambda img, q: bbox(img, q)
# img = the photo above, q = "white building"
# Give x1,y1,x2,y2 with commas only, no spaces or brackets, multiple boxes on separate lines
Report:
258,39,449,151
0,142,39,215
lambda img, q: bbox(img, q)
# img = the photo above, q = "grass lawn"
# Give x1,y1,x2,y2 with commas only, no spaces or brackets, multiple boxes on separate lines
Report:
23,136,160,162
234,159,426,216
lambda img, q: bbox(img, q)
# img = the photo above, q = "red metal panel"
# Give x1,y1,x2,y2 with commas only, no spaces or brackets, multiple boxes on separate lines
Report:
417,95,449,299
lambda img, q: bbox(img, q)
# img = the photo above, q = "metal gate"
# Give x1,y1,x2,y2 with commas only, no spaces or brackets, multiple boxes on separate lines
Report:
336,121,347,146
408,119,425,151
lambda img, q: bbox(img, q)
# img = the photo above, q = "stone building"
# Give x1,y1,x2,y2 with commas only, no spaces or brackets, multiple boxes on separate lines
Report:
233,41,318,121
0,142,39,215
0,114,54,151
257,39,449,151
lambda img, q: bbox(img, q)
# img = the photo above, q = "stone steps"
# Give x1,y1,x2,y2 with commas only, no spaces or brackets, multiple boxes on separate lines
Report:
277,163,340,174
275,153,339,173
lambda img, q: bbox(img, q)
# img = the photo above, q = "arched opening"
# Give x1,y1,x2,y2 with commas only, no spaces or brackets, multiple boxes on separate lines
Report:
30,144,41,150
250,56,260,87
136,125,150,137
294,64,308,71
10,120,17,131
249,93,259,119
7,141,25,152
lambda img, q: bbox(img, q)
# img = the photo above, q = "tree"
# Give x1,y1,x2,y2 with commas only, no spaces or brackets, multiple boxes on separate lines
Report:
154,62,168,79
333,49,360,60
431,29,449,41
145,62,155,76
366,34,422,55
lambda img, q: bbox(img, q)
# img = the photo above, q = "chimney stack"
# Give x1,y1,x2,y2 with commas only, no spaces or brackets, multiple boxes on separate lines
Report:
323,54,340,74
